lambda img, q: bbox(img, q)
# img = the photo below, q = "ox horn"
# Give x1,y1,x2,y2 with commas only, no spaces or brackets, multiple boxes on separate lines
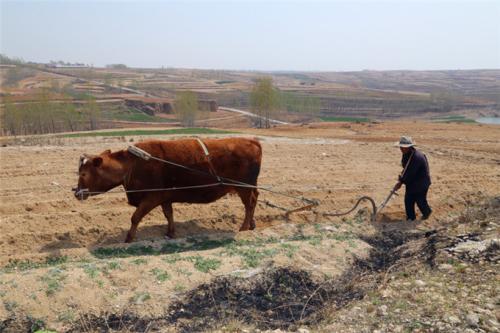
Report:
79,154,91,169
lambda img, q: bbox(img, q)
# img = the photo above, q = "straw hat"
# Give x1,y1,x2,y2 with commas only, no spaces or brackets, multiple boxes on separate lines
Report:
394,136,416,148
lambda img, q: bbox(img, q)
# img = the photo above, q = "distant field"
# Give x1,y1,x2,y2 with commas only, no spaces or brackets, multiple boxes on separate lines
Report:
320,116,371,123
61,127,234,138
101,104,176,123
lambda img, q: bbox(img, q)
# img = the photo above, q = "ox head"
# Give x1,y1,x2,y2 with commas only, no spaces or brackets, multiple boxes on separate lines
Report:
74,149,124,200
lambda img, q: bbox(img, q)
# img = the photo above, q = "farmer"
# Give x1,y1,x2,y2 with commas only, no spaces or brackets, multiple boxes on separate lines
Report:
393,136,432,221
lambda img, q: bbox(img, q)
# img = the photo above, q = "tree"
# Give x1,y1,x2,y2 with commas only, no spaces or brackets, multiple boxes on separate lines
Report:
250,77,279,128
82,94,101,130
174,91,198,127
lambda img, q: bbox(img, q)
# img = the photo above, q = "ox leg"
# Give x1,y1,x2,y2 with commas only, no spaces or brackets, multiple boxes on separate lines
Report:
161,202,175,239
237,189,259,231
125,201,157,243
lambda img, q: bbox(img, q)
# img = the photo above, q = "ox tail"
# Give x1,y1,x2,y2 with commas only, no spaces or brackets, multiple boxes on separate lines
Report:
247,138,262,186
248,162,261,186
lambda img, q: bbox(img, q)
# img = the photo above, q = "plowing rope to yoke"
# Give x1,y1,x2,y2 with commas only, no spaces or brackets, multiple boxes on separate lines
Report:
75,145,394,222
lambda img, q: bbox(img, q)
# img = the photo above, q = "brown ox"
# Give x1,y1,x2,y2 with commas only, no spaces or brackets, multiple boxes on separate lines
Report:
74,138,262,242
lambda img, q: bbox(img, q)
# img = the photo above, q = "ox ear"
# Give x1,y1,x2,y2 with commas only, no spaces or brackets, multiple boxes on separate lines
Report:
101,149,112,155
92,157,103,168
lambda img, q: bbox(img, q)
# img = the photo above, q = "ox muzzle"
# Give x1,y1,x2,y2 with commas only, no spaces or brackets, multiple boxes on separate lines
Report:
72,187,90,200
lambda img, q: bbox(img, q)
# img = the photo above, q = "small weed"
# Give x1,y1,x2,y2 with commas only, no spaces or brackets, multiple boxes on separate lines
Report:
163,253,182,264
240,248,278,268
331,233,351,242
41,268,66,296
106,261,121,270
150,268,171,282
348,239,358,248
280,243,299,258
192,256,221,273
3,300,17,311
174,283,186,292
131,292,151,304
309,238,322,246
455,264,467,274
175,267,192,277
131,258,148,265
28,316,47,332
81,264,100,279
354,214,364,224
58,310,75,323
163,254,221,273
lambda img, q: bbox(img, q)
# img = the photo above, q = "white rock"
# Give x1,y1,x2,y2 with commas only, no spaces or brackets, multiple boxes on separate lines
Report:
466,313,480,327
438,263,453,271
415,280,426,287
377,305,388,317
447,315,461,325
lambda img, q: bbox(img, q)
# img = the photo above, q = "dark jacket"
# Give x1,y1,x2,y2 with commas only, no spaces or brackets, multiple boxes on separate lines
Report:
400,148,431,193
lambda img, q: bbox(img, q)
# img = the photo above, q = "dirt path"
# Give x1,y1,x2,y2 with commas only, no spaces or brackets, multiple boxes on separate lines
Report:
219,107,290,125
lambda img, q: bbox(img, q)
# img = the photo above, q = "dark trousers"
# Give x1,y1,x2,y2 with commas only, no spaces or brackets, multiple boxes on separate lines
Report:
404,188,431,220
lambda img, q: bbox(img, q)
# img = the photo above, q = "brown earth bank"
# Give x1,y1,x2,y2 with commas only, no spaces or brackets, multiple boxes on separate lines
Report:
0,121,499,332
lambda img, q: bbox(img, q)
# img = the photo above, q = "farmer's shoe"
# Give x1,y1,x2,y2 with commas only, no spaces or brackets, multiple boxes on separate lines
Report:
422,210,432,220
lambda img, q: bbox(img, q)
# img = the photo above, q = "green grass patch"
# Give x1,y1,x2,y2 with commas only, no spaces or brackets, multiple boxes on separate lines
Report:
320,116,371,123
103,106,176,123
3,256,68,272
93,238,235,259
61,127,234,138
431,115,476,123
223,245,278,268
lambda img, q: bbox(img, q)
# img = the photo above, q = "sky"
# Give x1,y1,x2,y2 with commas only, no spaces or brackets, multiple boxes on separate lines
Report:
1,0,499,71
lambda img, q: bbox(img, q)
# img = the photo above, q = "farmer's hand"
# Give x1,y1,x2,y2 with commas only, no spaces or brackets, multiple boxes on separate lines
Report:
393,182,402,192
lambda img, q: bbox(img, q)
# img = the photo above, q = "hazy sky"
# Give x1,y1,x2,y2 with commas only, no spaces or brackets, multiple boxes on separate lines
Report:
1,0,499,71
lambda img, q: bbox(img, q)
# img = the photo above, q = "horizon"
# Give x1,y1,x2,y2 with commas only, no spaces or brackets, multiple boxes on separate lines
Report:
2,54,500,73
1,1,499,71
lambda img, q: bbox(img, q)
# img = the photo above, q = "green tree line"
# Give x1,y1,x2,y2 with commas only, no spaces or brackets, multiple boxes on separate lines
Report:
1,91,101,136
